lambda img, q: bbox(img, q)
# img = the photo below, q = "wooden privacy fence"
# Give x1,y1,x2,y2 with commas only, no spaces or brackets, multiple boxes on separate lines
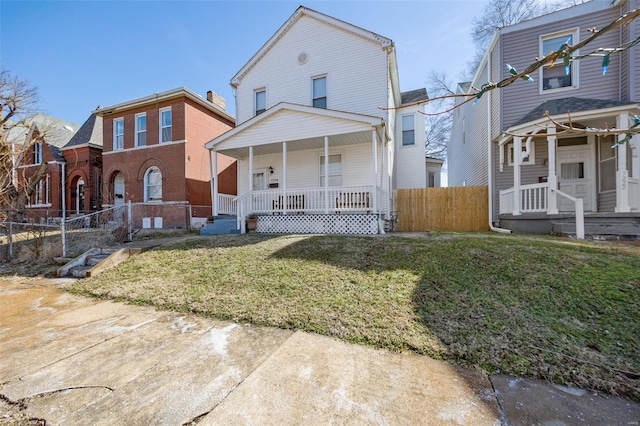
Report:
396,186,489,232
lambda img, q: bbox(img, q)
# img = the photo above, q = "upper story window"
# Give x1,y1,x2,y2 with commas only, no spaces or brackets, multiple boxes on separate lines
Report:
255,89,266,115
113,118,124,150
135,113,147,147
508,141,535,166
312,76,327,109
541,30,577,91
402,115,415,146
144,167,162,202
34,142,43,164
160,107,172,143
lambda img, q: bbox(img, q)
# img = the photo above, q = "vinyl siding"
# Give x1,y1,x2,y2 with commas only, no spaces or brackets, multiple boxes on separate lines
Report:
235,14,389,124
395,104,426,189
501,6,623,129
631,0,640,101
237,143,376,193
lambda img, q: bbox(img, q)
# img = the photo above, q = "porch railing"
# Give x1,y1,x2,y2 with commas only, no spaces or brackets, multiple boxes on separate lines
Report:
630,178,640,210
217,194,237,215
499,183,548,214
550,188,585,239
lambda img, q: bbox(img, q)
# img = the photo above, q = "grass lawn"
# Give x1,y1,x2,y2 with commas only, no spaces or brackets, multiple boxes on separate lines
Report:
68,233,640,401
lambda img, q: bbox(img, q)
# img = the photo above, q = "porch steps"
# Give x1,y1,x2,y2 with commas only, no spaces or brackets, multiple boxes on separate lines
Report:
552,216,640,240
58,247,142,278
200,216,240,235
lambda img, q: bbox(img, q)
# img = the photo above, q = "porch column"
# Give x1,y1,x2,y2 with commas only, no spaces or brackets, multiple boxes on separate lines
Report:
213,150,219,216
324,136,329,214
209,149,217,216
249,146,254,192
372,129,378,213
282,141,287,215
547,125,558,214
615,113,630,212
512,136,522,215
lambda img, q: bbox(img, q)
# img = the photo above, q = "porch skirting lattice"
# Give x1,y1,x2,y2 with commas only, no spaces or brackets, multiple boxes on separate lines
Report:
255,214,379,235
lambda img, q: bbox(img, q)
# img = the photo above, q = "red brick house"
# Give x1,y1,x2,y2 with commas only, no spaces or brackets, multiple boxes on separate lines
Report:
94,88,235,219
8,114,79,220
61,113,103,215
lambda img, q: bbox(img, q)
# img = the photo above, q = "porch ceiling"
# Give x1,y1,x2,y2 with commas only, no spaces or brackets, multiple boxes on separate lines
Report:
218,130,373,158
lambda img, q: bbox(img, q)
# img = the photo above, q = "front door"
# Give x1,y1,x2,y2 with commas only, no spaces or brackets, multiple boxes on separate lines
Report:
113,173,125,206
76,178,85,214
557,142,595,212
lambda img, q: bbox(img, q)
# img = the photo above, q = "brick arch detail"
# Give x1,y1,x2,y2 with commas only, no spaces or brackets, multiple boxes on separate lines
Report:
67,169,88,188
137,158,169,182
105,163,130,183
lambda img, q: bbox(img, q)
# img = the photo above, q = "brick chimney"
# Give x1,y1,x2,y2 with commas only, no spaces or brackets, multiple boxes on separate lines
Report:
206,90,226,111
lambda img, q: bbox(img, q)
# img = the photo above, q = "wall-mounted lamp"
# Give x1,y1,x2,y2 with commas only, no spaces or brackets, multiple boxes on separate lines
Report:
268,166,274,174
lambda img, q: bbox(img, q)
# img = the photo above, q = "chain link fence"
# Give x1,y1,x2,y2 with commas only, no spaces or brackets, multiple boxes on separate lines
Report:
1,202,213,263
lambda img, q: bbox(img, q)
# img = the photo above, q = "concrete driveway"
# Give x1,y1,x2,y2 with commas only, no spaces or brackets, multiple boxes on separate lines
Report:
1,277,638,425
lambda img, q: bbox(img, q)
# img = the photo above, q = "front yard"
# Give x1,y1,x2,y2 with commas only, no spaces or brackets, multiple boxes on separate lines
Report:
68,233,640,401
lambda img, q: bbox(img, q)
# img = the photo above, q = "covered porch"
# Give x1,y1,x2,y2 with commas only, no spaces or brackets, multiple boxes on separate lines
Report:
206,103,390,234
496,102,640,239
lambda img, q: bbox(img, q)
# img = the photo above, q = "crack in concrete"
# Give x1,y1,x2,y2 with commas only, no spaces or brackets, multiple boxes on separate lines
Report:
28,385,115,400
180,330,298,425
488,376,509,426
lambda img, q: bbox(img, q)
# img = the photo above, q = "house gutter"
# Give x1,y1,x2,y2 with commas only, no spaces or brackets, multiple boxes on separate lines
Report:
486,40,511,234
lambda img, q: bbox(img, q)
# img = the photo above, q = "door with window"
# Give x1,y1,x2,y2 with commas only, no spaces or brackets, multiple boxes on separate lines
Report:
113,173,125,206
76,178,85,214
252,169,268,191
557,142,595,212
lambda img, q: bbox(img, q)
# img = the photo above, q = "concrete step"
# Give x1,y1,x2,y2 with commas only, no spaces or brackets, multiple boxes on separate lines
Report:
86,254,110,266
200,217,240,235
70,265,93,278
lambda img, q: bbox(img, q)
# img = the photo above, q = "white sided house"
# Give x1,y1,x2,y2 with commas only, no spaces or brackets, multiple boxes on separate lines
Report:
448,0,640,239
205,6,428,234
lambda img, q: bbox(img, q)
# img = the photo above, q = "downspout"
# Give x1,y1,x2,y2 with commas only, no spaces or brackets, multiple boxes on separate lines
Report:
61,162,66,220
487,48,511,234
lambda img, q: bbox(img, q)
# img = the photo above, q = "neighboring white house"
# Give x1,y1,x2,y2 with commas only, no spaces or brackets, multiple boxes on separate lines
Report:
448,0,640,238
206,6,429,234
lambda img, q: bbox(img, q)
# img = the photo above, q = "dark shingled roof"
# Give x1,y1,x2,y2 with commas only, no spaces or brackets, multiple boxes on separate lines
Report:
64,114,103,149
401,88,428,105
514,97,637,126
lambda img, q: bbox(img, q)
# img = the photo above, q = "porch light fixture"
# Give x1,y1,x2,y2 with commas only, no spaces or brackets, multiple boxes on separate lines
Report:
269,166,274,174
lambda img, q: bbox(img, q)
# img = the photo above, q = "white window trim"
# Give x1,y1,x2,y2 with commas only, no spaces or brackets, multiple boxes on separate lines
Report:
144,166,162,202
319,152,344,187
135,112,147,147
598,136,617,193
34,142,43,164
113,117,124,150
311,74,327,109
539,28,579,94
254,88,266,116
507,142,536,166
401,114,416,146
159,107,172,144
28,174,50,207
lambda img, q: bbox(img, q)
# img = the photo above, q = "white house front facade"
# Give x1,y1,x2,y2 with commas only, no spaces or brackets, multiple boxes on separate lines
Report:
206,6,429,234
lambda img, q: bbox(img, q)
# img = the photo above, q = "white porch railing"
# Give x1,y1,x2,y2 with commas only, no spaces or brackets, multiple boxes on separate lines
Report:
499,183,548,214
217,194,237,215
550,188,585,239
629,178,640,210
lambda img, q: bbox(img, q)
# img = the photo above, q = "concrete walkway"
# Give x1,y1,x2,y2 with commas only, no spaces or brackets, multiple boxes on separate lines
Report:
1,277,638,425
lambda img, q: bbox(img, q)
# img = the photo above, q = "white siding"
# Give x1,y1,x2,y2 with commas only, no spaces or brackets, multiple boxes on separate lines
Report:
235,14,389,124
395,105,426,189
237,143,376,192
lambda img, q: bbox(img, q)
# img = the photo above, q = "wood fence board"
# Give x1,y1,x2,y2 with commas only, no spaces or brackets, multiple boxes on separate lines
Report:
396,186,489,232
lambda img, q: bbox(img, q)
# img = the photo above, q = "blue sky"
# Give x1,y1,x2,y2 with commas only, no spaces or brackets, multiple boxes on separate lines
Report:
1,0,489,126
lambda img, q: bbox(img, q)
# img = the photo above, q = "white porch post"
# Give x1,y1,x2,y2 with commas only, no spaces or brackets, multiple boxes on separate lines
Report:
615,113,630,212
372,129,378,213
513,136,522,215
547,125,558,214
249,146,254,192
213,150,219,216
324,136,329,214
208,149,216,216
282,141,287,215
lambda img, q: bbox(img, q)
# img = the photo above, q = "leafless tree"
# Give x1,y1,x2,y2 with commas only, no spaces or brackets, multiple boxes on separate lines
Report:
0,69,46,222
425,71,455,159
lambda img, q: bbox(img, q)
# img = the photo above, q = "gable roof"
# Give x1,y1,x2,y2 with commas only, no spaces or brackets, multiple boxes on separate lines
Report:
63,113,103,150
400,88,428,106
7,114,78,147
231,6,393,88
93,87,234,123
514,97,639,126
